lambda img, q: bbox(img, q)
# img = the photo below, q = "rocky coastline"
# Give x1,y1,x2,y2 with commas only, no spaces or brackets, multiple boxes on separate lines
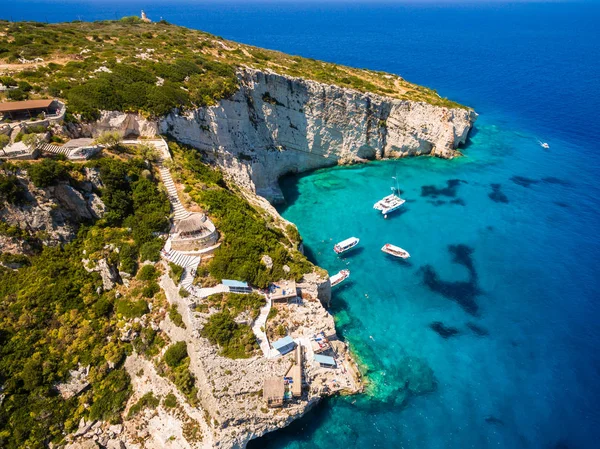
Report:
39,67,475,449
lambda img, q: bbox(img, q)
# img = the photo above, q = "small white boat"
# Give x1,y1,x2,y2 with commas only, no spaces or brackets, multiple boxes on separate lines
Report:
373,194,406,215
334,237,359,254
381,243,410,259
537,139,550,149
374,175,405,215
330,269,350,287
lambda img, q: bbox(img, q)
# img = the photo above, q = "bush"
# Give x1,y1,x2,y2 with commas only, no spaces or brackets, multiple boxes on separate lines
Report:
169,304,186,329
164,341,188,368
169,262,184,282
115,298,149,318
201,311,258,359
28,159,67,187
127,392,159,418
179,287,190,298
163,393,178,408
0,174,27,205
141,281,160,298
7,88,28,101
139,239,163,262
137,264,158,281
89,368,131,423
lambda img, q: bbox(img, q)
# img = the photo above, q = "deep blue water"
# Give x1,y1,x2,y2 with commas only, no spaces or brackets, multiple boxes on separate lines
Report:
5,2,600,449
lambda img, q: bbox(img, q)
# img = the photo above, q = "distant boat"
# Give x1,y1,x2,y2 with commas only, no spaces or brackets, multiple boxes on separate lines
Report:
381,243,410,259
330,269,350,287
374,176,405,216
537,139,550,149
334,237,359,254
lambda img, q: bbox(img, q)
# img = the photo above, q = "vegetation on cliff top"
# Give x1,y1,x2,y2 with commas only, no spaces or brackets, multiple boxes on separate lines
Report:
0,19,468,119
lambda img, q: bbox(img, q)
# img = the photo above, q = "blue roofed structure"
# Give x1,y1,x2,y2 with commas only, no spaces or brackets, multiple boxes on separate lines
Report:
222,279,252,293
314,354,336,367
271,336,296,355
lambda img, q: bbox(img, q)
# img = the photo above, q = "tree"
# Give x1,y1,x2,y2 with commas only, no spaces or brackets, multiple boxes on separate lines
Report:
21,133,42,151
0,134,9,156
94,131,123,150
137,143,160,163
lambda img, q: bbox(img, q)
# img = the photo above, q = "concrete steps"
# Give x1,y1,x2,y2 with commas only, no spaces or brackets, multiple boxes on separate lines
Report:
162,249,201,296
39,142,71,156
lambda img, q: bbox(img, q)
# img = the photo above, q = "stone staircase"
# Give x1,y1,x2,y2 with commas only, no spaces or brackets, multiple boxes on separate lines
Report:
39,142,72,156
158,166,192,220
163,248,201,294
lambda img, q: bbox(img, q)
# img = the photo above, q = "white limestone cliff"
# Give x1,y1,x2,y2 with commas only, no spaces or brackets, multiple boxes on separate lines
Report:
160,67,477,202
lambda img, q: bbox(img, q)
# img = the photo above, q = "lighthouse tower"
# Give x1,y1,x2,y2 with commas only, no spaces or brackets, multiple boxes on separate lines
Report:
141,10,152,23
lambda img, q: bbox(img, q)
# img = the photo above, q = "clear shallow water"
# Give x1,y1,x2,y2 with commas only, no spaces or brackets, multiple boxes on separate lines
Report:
6,2,600,448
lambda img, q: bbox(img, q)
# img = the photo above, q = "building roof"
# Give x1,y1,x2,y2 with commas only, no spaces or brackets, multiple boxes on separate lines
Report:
175,213,206,234
222,279,249,288
0,99,54,113
270,280,297,301
314,354,336,366
272,336,295,351
263,377,284,403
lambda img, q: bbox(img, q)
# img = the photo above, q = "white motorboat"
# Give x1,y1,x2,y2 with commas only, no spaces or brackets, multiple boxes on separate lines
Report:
330,269,350,287
381,243,410,259
334,237,359,254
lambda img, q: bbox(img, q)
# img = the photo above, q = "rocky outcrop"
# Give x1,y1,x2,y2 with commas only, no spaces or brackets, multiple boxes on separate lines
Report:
161,67,477,202
0,171,105,250
66,110,158,139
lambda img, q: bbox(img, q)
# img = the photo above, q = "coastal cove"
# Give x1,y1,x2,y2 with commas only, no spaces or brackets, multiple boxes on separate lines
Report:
2,2,600,449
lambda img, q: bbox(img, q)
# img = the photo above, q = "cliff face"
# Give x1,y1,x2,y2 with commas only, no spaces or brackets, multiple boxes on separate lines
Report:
161,68,477,202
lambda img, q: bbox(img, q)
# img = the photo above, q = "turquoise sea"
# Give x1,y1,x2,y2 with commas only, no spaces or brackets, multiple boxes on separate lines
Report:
5,2,600,448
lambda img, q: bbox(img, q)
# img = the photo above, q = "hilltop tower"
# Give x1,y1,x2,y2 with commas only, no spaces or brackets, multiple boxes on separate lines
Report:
141,10,151,23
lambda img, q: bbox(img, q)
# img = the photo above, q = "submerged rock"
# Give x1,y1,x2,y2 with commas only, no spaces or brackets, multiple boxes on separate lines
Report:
429,321,460,338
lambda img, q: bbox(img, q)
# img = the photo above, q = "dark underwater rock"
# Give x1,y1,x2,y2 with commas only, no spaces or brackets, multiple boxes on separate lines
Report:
485,415,504,425
429,321,460,338
511,175,539,188
466,322,489,336
421,179,466,198
489,183,509,203
542,176,572,186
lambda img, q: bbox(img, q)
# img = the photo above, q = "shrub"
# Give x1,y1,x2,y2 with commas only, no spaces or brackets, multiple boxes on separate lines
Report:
0,174,27,205
118,243,138,275
89,368,131,423
169,262,184,282
164,341,188,368
137,264,158,281
169,304,186,329
201,311,258,359
115,298,149,318
127,392,160,418
7,88,28,101
28,159,67,187
163,393,177,408
141,281,160,298
139,239,163,262
179,288,190,298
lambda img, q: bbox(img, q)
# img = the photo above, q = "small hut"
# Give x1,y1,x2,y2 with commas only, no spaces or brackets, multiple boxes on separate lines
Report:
175,214,207,238
263,377,284,408
272,336,296,356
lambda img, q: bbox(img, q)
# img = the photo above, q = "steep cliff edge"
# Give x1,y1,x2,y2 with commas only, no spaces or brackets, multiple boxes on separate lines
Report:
161,67,477,202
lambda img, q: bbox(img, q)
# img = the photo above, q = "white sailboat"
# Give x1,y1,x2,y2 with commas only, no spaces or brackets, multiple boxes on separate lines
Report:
374,175,405,216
